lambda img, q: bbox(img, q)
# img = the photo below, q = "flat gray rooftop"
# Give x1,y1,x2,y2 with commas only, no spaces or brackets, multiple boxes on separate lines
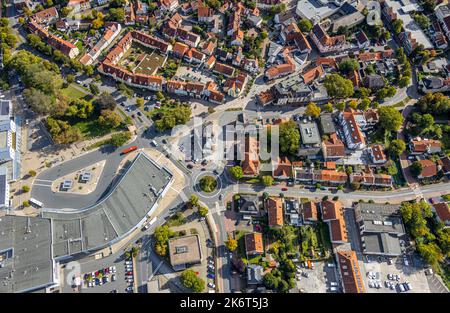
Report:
0,215,53,293
363,232,402,256
355,203,405,234
43,152,172,258
299,121,321,145
319,113,336,135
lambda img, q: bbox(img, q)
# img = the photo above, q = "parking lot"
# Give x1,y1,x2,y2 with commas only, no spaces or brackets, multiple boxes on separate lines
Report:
62,254,136,293
295,261,339,293
363,256,431,293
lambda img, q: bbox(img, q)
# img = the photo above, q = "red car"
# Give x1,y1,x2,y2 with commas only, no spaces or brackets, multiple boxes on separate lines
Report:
281,188,288,191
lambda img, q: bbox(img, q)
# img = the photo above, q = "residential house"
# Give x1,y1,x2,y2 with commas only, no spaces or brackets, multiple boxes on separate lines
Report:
367,144,387,165
355,31,370,49
67,0,91,13
362,74,385,90
184,47,206,64
241,136,260,177
198,5,214,22
350,169,393,188
322,133,346,160
237,194,261,216
336,248,365,293
409,138,442,155
302,201,318,224
285,198,301,226
267,197,284,229
265,49,296,81
417,159,438,179
213,62,236,78
160,0,179,12
321,200,348,244
245,233,264,256
223,73,248,98
314,169,348,186
172,42,190,58
31,7,59,25
339,108,366,150
272,156,292,180
432,202,450,227
310,23,348,54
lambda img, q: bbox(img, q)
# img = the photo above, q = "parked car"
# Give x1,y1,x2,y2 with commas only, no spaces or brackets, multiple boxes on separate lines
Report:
207,282,215,289
207,273,215,279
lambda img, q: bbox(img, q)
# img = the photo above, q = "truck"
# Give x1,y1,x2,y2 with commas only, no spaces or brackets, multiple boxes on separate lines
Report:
121,146,138,155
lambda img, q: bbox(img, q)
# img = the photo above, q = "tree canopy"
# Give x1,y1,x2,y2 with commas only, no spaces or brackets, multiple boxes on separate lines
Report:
279,121,300,155
324,74,354,99
378,106,404,132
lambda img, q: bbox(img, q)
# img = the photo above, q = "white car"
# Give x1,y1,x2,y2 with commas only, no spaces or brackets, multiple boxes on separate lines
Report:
207,282,215,289
112,274,116,282
126,287,133,292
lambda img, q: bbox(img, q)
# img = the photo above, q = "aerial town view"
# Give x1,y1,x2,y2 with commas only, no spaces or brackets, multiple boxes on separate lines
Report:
0,0,450,299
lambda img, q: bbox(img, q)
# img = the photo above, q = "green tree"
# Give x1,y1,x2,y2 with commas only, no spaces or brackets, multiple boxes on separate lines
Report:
28,170,37,177
324,74,354,99
392,19,403,34
22,185,30,193
335,101,346,111
305,102,321,118
359,98,371,111
388,139,406,157
180,269,205,293
338,59,360,74
109,132,131,147
413,13,430,30
199,176,217,193
323,102,333,113
189,194,199,207
89,83,100,95
261,175,274,187
378,106,404,132
94,92,117,111
229,166,244,180
263,272,279,290
279,121,300,155
225,236,238,251
136,97,145,108
198,205,209,217
410,161,423,178
297,19,313,33
98,109,122,128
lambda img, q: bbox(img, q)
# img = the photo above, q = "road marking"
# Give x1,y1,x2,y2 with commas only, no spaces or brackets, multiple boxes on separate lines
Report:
34,179,52,183
148,261,163,281
179,191,188,202
170,186,180,194
32,183,52,187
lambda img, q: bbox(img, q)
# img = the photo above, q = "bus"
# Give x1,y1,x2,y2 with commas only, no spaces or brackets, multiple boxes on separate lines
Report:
29,198,43,208
121,146,138,155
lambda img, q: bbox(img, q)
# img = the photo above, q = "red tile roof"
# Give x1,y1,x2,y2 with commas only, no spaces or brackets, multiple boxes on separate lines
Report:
336,249,365,293
245,233,264,255
267,197,283,228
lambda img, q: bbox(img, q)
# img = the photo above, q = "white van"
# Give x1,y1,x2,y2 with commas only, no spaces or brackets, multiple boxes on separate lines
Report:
330,282,338,287
330,287,338,292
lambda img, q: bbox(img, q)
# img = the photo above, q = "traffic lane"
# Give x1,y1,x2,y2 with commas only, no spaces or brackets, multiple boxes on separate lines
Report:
234,184,419,202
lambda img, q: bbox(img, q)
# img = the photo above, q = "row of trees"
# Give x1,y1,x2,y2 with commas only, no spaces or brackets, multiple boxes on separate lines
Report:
400,201,449,272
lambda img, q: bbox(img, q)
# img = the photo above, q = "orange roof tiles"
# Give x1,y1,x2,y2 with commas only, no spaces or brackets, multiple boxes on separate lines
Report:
267,197,283,228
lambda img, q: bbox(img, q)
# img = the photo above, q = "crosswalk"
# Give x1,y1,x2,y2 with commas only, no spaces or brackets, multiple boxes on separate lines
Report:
411,183,424,199
32,179,53,187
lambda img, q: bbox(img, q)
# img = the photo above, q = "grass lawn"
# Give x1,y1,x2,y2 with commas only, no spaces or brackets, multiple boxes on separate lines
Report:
317,222,332,252
61,84,89,100
235,230,248,260
73,118,117,139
